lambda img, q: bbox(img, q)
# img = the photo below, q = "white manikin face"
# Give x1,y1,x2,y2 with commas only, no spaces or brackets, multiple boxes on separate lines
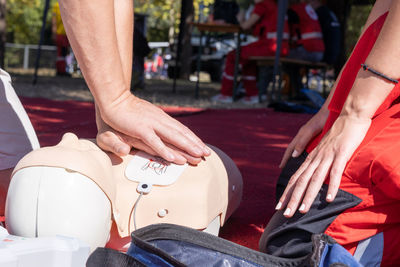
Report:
6,134,113,251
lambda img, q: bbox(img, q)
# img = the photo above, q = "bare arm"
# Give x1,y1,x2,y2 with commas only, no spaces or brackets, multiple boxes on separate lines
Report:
278,0,399,217
279,69,341,168
279,0,391,168
59,0,210,164
343,1,400,119
59,0,128,108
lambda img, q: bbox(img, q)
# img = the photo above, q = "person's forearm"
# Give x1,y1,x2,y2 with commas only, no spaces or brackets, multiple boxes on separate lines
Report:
59,0,132,110
114,0,133,87
341,0,400,119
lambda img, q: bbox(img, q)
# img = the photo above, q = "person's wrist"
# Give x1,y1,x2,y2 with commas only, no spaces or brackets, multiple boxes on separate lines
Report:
310,107,329,130
97,90,134,122
340,69,393,119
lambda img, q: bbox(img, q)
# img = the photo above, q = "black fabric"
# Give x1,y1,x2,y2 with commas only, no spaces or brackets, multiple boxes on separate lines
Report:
132,223,309,267
315,6,341,64
86,247,146,267
259,152,362,259
213,0,239,25
87,225,355,267
260,185,361,258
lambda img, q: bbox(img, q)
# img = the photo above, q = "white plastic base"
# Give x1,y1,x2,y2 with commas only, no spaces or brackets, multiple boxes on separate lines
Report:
202,216,221,236
0,226,90,267
6,167,112,251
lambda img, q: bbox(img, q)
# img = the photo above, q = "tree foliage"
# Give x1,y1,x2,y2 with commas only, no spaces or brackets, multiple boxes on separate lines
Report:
6,0,56,44
345,4,372,56
5,0,374,52
134,0,213,42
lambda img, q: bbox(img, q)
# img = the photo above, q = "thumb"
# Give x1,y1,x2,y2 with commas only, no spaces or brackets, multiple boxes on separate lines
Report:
97,130,131,157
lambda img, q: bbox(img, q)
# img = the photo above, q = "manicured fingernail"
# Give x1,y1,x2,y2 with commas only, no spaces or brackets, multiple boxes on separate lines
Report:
292,150,300,157
204,146,211,155
326,194,332,201
283,208,291,216
299,204,305,212
275,202,282,210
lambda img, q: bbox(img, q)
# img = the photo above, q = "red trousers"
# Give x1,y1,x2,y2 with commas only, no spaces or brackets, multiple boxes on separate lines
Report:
220,39,279,97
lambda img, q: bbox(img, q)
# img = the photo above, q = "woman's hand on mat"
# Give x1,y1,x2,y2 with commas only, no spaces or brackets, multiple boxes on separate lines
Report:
276,114,371,218
279,109,329,168
96,94,210,165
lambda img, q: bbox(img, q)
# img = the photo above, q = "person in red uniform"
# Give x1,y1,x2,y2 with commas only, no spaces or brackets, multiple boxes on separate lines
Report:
287,0,325,62
212,0,289,104
285,0,325,98
260,0,400,265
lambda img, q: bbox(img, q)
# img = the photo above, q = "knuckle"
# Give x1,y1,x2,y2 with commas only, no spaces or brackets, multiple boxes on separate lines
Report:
312,169,324,179
287,178,297,187
289,194,300,204
310,175,322,185
305,155,313,162
296,176,309,187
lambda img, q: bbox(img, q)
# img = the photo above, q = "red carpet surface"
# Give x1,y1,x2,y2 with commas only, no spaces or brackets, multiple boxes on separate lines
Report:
20,97,311,251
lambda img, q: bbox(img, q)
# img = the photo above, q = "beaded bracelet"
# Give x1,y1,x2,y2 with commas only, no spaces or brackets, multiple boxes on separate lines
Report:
361,64,399,84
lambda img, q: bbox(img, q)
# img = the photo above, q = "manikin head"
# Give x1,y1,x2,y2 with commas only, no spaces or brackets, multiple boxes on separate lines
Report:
6,133,243,251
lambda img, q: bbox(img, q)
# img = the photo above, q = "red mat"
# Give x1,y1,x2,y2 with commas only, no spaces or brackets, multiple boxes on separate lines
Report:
20,97,311,251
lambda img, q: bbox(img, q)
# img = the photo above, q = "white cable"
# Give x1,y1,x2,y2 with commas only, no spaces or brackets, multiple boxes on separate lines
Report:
133,192,144,231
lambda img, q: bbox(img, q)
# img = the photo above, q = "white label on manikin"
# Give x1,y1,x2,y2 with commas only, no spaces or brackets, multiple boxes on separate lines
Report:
125,151,187,186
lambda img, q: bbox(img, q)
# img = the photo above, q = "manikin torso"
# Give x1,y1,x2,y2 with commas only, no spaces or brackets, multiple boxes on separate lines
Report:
6,133,243,250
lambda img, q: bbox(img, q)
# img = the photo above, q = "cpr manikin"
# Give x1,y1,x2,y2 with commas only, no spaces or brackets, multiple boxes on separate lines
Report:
5,133,243,251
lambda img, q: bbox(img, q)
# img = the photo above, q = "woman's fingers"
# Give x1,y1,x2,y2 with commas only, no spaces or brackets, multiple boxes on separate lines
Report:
164,143,203,165
283,156,322,217
140,129,187,164
276,152,314,210
279,127,314,168
298,155,333,213
326,154,347,202
279,143,295,169
156,124,206,159
275,177,297,211
166,120,211,156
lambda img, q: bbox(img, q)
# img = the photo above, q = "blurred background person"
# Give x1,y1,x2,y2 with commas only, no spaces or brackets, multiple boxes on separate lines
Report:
52,1,70,76
309,0,341,65
212,0,289,104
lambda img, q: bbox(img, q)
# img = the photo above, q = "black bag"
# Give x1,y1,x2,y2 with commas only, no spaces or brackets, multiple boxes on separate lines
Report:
86,223,360,267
